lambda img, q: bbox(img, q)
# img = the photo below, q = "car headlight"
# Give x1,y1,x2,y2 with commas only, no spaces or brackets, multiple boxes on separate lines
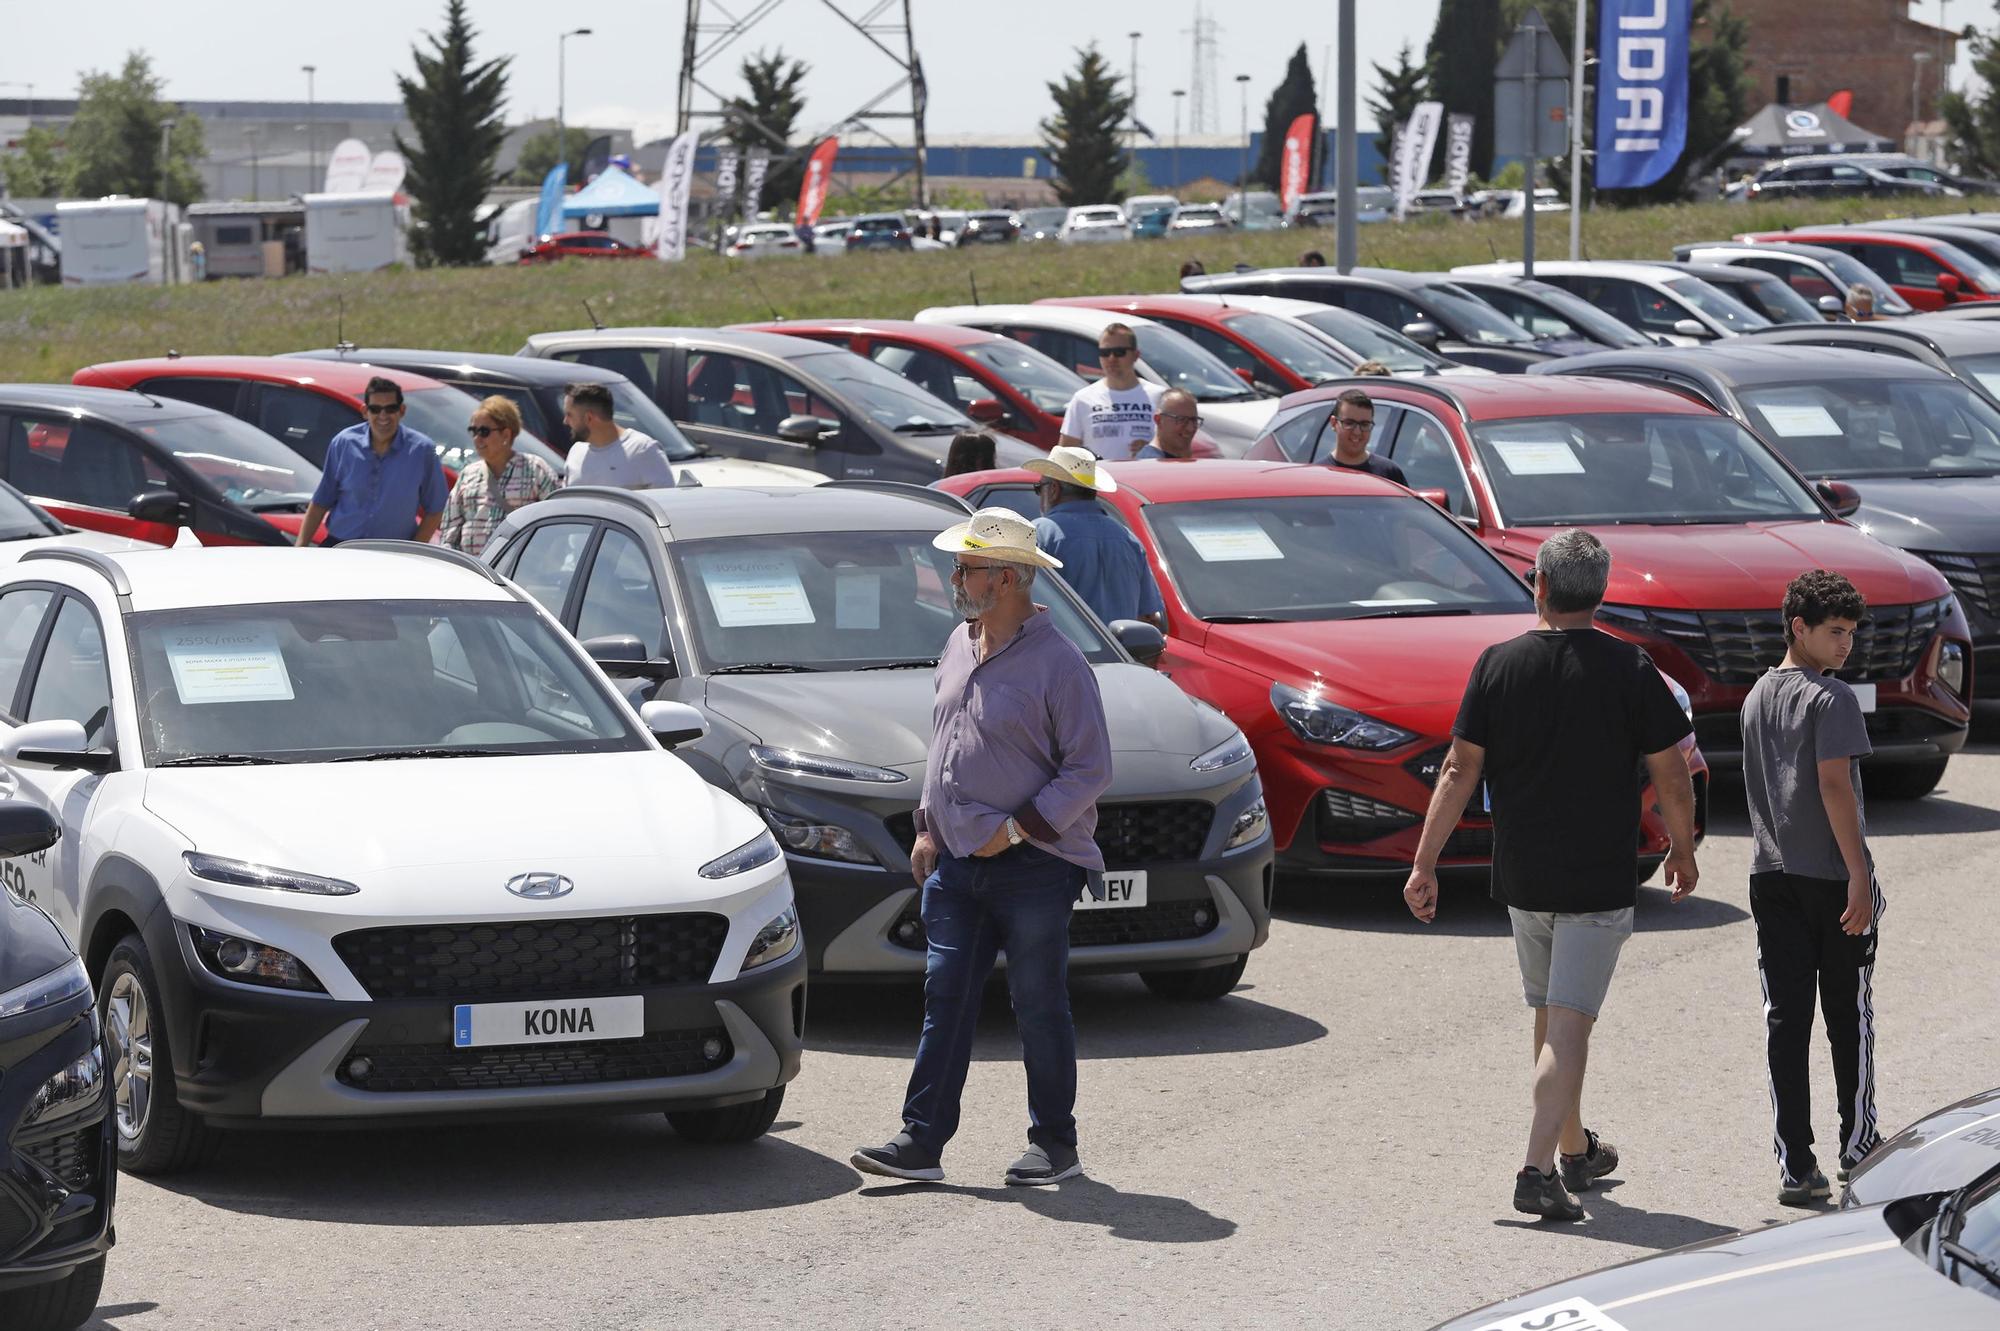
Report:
1664,674,1694,723
27,1040,105,1127
749,745,907,784
0,956,90,1021
1939,640,1968,696
742,903,799,970
1225,798,1269,849
700,830,783,879
758,807,880,865
1191,730,1254,773
1270,683,1415,750
1595,603,1653,636
189,926,326,992
184,852,359,897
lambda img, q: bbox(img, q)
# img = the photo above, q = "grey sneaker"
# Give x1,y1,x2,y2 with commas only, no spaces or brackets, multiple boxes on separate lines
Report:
1778,1168,1831,1207
1514,1165,1585,1222
851,1131,943,1183
1004,1143,1082,1186
1558,1129,1620,1192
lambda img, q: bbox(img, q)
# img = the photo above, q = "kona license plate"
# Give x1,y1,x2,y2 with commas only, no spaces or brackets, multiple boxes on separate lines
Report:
1851,683,1877,713
452,996,644,1049
1076,871,1147,911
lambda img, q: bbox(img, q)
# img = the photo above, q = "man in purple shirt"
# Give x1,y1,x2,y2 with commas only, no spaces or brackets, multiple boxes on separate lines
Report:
852,508,1113,1188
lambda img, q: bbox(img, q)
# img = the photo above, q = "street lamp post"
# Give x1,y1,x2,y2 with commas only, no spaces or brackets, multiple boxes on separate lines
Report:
302,65,317,191
1128,31,1142,154
1235,73,1251,195
558,28,593,177
159,118,175,198
1172,89,1186,192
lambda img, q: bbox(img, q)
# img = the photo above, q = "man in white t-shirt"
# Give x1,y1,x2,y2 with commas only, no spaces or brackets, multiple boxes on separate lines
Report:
563,382,678,489
1058,321,1165,460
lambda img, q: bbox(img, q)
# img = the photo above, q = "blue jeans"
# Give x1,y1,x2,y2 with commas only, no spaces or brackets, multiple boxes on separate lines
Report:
900,844,1083,1154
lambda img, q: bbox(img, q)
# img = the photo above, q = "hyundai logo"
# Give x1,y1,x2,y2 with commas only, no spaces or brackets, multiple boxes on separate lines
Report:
505,872,574,900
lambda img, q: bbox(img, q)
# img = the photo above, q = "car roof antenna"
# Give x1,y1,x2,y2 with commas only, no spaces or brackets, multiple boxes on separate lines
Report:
334,292,356,355
1487,236,1500,261
581,298,604,331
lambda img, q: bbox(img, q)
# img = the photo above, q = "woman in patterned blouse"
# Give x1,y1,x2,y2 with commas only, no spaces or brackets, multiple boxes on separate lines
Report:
437,396,561,555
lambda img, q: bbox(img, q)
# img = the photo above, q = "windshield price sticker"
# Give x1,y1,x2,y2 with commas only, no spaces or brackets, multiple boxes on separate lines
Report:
1754,399,1842,438
1179,517,1285,563
1472,1297,1634,1331
698,554,816,628
165,625,294,705
1491,439,1586,476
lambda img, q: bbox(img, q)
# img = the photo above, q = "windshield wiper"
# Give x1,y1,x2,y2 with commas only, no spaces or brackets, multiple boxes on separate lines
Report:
1350,606,1476,619
709,662,822,674
154,753,287,767
857,659,939,670
893,421,962,434
330,747,515,762
1938,1236,2000,1288
1204,614,1281,623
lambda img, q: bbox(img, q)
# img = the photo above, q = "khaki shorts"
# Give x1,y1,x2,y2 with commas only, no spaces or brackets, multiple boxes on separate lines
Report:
1508,907,1634,1019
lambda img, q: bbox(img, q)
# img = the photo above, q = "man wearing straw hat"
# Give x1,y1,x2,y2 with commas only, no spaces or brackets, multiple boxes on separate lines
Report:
852,507,1114,1188
1026,445,1165,630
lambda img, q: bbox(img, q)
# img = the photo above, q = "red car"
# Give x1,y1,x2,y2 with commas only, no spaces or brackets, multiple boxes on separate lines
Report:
1036,294,1360,396
1735,228,2000,311
519,231,654,262
1250,375,1973,796
939,459,1709,879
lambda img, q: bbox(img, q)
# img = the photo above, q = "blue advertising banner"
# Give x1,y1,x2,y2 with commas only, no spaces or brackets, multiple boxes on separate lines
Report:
1595,0,1690,190
535,164,568,240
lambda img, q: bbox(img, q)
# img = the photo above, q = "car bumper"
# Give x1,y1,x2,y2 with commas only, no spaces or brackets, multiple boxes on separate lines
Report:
1691,681,1970,767
0,1007,115,1293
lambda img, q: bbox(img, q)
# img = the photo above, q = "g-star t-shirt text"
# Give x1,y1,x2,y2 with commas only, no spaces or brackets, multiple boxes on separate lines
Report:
1060,381,1165,459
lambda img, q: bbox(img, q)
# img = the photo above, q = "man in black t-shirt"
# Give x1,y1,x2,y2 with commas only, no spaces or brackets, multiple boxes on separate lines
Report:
1325,388,1408,485
1404,529,1700,1223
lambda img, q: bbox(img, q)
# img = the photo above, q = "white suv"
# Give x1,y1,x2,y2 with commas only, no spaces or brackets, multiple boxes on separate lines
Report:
0,542,803,1174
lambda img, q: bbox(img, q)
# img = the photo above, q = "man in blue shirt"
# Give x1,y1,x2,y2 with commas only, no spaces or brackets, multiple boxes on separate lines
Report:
1026,446,1164,629
296,377,449,545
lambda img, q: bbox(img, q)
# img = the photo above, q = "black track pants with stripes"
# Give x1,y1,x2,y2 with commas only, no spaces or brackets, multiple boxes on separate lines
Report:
1752,870,1884,1185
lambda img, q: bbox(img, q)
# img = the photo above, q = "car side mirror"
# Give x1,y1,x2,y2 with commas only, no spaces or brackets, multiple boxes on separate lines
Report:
0,803,59,859
1939,272,1964,299
966,397,1006,424
778,414,837,444
1816,479,1864,518
583,634,676,682
1400,320,1442,348
1415,487,1451,511
638,700,707,748
128,488,188,525
1109,619,1165,667
1,719,116,774
1672,318,1711,339
1816,294,1843,314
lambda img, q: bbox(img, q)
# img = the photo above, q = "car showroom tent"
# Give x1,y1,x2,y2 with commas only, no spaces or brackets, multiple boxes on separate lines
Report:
1728,101,1896,162
562,166,660,218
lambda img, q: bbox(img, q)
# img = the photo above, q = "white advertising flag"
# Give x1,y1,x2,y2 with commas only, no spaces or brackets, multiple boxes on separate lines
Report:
653,130,699,262
363,151,407,195
323,138,371,194
1395,101,1445,218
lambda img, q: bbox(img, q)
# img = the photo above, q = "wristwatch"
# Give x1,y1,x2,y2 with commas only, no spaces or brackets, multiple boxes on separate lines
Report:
1004,817,1024,846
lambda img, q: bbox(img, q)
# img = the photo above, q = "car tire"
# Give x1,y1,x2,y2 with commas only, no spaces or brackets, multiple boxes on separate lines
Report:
1140,955,1247,1001
666,1086,784,1144
101,934,215,1176
0,1255,105,1331
1865,758,1947,800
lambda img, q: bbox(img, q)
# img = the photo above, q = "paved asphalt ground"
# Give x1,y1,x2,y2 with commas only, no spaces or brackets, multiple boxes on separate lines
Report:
86,712,2000,1330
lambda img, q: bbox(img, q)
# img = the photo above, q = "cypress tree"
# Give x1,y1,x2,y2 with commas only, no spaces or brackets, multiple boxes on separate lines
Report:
1253,45,1321,190
1040,45,1132,204
396,0,511,267
1427,0,1502,180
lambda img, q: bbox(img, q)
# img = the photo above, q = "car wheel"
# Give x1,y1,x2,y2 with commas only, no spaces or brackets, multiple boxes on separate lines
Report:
101,935,214,1175
0,1255,105,1331
1865,757,1947,800
666,1086,785,1144
1140,955,1247,1001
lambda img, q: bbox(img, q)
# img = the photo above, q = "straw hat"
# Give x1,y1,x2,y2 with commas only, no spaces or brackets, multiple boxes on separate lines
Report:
1022,444,1118,494
931,506,1064,569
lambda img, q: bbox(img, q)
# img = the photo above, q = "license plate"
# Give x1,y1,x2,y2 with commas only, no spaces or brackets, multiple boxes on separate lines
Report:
1851,682,1877,713
452,995,644,1049
1076,870,1147,911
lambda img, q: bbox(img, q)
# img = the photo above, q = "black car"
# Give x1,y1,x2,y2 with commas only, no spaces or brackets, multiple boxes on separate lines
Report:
843,214,913,252
1443,273,1659,355
1742,156,1952,202
1651,260,1829,326
957,211,1018,245
1540,343,2000,722
1181,267,1561,373
0,804,114,1331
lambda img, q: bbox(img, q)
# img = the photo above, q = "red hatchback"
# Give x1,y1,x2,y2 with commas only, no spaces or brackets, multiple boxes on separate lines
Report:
1250,376,1973,796
1736,228,2000,311
939,459,1709,878
1037,295,1360,396
519,231,654,262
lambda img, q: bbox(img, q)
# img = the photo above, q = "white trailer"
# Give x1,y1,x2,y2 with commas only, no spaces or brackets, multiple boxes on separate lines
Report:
56,197,183,286
303,191,407,274
484,197,539,265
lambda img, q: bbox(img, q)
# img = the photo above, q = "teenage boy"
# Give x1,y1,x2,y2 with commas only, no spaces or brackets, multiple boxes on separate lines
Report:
1740,569,1885,1207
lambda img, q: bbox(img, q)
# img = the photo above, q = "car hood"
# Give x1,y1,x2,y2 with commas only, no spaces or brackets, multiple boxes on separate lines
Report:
1430,1207,1993,1330
701,662,1235,771
141,752,768,900
678,456,825,487
1846,1086,2000,1208
1840,474,2000,555
1494,522,1947,610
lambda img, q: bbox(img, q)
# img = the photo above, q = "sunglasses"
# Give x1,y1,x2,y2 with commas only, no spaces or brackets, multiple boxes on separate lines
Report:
364,402,403,415
951,559,1004,579
467,424,503,438
1096,346,1136,358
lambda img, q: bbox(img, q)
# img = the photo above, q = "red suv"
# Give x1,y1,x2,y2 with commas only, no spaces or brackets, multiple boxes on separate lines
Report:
1036,295,1360,396
939,459,1708,879
1250,376,1972,796
1736,228,2000,311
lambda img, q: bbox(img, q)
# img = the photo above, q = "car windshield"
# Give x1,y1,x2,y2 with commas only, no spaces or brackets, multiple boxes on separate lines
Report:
402,386,563,475
1506,284,1654,347
669,531,1121,670
1470,412,1822,524
1779,249,1913,313
1919,237,2000,290
1022,208,1068,230
1222,312,1355,381
1292,308,1443,371
1133,325,1261,401
1720,271,1825,324
1146,495,1533,622
1739,376,2000,478
1416,283,1539,344
1356,187,1395,210
136,414,323,510
803,352,972,433
960,339,1087,413
599,380,699,460
0,481,61,542
130,599,643,765
1662,277,1770,332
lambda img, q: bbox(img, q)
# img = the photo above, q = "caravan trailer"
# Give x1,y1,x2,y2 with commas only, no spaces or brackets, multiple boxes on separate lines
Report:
56,197,184,285
303,191,407,274
186,201,305,278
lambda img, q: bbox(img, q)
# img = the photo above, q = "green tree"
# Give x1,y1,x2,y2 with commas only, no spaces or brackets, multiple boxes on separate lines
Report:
1944,5,2000,177
0,126,67,197
1039,44,1131,204
1367,43,1426,171
63,53,206,204
1428,0,1503,179
509,125,593,185
395,0,511,267
1253,45,1319,191
725,50,810,210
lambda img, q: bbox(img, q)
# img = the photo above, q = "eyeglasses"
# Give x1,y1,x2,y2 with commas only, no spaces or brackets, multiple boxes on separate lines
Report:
1335,416,1375,431
1160,411,1203,426
1096,345,1136,358
364,402,403,415
467,425,501,438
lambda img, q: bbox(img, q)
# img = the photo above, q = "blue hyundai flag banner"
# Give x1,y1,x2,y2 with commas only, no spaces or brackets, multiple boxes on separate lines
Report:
1596,0,1691,190
535,163,568,240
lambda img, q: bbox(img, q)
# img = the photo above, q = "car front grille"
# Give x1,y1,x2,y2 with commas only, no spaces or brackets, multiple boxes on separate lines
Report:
886,801,1215,867
1319,789,1421,844
887,894,1221,952
24,1125,97,1192
1600,598,1949,684
336,1027,732,1093
333,914,732,1001
1915,552,2000,622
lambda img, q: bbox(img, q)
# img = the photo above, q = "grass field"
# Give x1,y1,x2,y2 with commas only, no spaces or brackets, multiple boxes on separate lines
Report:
2,194,1994,384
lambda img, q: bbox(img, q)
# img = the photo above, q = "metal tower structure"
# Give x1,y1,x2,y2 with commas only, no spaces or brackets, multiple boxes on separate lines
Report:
676,0,929,204
1185,3,1222,135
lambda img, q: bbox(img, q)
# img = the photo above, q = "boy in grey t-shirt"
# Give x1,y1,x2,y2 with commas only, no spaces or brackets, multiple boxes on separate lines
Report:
1740,569,1884,1208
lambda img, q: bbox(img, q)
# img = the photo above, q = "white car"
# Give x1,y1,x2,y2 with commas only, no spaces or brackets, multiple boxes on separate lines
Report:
1059,206,1131,244
0,543,803,1174
1167,204,1229,233
913,303,1278,454
1450,259,1772,345
724,223,804,259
